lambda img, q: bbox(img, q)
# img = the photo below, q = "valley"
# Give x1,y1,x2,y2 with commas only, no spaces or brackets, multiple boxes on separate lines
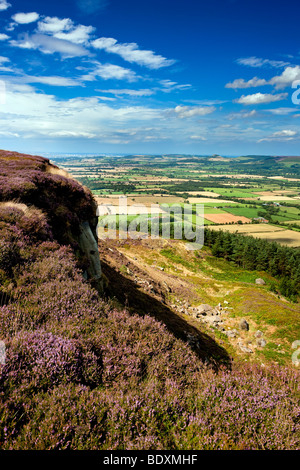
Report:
52,153,300,368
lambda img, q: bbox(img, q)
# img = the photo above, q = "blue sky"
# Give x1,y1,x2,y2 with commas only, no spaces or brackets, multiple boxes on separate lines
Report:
0,0,300,155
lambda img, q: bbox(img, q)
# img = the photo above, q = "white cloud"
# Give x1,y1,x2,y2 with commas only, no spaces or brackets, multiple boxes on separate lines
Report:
37,16,74,34
92,37,175,69
273,129,297,137
0,1,11,11
10,34,89,58
269,66,300,89
159,79,191,92
235,92,288,105
228,110,257,120
0,83,163,142
189,135,207,140
265,107,298,115
0,33,9,40
37,17,95,45
82,62,138,82
12,12,40,24
97,88,154,96
95,64,137,81
225,77,267,89
48,130,97,138
97,96,116,101
174,105,216,118
0,55,11,71
54,24,95,45
26,75,84,87
237,57,290,68
258,129,298,142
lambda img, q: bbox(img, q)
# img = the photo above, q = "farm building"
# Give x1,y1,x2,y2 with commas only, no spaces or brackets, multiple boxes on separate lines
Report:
253,217,269,223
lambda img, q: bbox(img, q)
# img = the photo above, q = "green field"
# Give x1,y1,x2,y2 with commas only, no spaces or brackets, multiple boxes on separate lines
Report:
223,206,261,219
207,187,259,198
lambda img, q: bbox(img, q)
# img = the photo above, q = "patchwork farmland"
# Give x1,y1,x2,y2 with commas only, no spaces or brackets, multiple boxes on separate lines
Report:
55,153,300,248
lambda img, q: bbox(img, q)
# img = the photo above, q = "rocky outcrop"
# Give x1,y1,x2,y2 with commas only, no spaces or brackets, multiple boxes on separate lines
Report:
78,221,103,293
0,150,103,294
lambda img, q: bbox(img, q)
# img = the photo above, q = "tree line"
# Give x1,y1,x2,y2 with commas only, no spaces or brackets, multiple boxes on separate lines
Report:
203,228,300,301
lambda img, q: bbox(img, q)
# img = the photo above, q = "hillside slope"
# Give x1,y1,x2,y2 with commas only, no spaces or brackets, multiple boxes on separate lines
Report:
0,151,299,450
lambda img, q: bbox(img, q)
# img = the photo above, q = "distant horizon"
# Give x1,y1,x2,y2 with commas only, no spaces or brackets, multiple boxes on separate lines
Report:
3,147,300,159
0,0,300,155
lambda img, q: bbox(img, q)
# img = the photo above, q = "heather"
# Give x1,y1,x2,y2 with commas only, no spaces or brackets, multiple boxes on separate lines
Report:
0,151,299,450
0,150,97,248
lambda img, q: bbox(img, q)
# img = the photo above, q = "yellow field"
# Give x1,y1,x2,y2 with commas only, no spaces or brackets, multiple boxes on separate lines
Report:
204,213,251,224
188,197,238,204
254,190,297,196
177,191,221,197
257,195,299,202
95,194,185,207
208,223,300,247
208,223,284,233
251,230,300,247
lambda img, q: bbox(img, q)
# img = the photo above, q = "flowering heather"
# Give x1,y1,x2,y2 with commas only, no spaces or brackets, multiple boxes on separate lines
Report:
0,330,102,392
0,150,97,247
0,151,299,450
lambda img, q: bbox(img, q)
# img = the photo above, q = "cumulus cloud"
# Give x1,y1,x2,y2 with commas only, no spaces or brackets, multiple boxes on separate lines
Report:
269,66,300,89
225,77,267,89
234,92,288,105
11,12,40,24
0,33,9,40
82,62,138,82
0,83,163,142
174,105,215,118
92,37,175,69
37,17,95,45
258,129,298,142
54,24,95,45
38,16,74,34
0,0,11,11
272,129,297,137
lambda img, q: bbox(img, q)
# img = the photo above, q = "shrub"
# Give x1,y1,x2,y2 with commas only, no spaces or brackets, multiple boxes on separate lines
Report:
0,330,102,394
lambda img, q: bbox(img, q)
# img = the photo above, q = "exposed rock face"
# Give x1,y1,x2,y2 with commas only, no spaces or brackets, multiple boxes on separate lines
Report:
239,319,249,331
0,150,103,294
78,221,103,293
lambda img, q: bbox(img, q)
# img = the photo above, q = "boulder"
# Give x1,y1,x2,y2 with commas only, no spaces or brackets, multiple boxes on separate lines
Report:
255,278,266,285
225,329,238,339
256,338,267,348
238,341,253,354
239,319,249,331
254,330,264,338
196,304,220,316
